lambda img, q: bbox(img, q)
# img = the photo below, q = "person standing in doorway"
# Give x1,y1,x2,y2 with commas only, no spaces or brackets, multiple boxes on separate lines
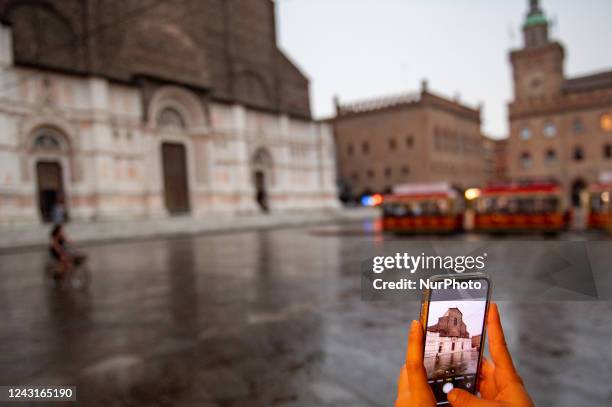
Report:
51,194,67,225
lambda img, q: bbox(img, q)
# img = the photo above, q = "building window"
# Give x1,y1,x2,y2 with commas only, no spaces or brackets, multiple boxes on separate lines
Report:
601,113,612,132
362,142,369,154
453,318,458,326
401,166,410,176
389,138,396,151
545,149,557,164
33,133,61,150
351,171,359,181
157,107,186,128
384,167,392,178
543,122,557,137
367,169,374,178
347,144,354,156
604,144,612,159
520,152,532,168
406,135,414,148
573,118,584,133
520,127,532,140
434,133,441,151
573,146,584,161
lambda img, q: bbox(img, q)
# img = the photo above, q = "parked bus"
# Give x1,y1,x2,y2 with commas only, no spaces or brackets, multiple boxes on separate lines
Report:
587,183,612,231
381,183,464,234
473,183,568,234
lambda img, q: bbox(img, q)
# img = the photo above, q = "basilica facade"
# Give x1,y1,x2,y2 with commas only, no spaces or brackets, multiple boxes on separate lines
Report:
0,0,337,226
424,307,473,358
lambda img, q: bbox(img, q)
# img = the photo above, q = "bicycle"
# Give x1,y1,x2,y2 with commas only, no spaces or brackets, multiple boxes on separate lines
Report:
44,254,91,291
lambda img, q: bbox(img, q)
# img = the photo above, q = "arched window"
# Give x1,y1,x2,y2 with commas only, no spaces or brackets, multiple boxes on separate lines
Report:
545,149,557,164
253,147,273,168
543,121,557,137
601,113,612,132
32,128,64,151
573,118,584,133
573,146,584,162
520,152,532,169
520,126,532,140
157,107,186,129
603,144,612,159
347,144,354,156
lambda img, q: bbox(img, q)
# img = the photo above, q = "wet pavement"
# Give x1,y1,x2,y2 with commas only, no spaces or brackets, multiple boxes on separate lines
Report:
0,222,611,406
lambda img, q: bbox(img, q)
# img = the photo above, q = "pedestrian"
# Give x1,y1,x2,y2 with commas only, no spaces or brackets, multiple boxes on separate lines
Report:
51,194,67,225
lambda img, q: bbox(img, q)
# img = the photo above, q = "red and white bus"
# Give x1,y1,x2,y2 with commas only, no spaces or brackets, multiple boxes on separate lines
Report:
473,183,568,234
381,183,464,234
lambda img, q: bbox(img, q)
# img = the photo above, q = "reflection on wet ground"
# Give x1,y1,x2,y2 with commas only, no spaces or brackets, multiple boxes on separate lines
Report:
424,350,478,380
0,222,611,406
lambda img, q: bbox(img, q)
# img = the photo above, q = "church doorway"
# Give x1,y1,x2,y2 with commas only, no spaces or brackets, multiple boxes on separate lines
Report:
36,161,64,223
161,142,190,215
254,170,268,212
252,147,273,213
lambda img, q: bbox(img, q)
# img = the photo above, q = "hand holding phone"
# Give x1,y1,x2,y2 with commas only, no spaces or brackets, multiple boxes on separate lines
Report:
446,303,535,407
420,275,491,403
396,302,535,407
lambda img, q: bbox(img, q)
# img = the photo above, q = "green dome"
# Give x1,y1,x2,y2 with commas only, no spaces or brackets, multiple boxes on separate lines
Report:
524,12,547,27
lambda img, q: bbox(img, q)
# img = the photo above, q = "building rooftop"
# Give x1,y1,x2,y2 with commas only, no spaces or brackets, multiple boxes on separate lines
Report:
335,92,421,115
333,82,480,121
564,69,612,93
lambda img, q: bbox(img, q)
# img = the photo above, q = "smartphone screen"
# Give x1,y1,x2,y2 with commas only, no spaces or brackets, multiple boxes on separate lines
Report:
421,277,490,405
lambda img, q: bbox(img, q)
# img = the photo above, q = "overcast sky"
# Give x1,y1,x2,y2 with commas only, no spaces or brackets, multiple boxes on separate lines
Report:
275,0,612,139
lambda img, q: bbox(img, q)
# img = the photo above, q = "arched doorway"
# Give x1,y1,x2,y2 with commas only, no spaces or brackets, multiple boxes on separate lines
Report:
252,147,273,212
161,142,190,215
158,107,190,215
36,161,64,223
571,178,587,208
31,128,69,223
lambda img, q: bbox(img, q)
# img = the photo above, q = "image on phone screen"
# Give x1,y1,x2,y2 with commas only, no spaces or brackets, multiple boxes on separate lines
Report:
423,277,489,405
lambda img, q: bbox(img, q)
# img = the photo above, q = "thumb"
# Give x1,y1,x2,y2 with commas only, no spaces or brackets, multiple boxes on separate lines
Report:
448,389,496,407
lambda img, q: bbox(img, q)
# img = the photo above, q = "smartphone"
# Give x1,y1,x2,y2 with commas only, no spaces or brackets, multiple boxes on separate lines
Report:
419,274,491,405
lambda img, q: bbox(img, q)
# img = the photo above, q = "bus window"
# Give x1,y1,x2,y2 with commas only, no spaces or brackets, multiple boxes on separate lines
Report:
502,198,514,214
542,197,559,213
438,199,449,214
517,198,535,214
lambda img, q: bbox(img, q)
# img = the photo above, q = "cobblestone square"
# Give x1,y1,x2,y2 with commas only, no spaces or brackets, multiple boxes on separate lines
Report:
1,223,611,406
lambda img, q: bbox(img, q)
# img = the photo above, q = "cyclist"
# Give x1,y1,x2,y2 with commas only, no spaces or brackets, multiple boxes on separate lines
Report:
49,225,86,276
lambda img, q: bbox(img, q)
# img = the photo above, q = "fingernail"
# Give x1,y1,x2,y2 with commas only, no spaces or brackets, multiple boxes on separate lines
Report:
410,320,419,330
447,389,457,402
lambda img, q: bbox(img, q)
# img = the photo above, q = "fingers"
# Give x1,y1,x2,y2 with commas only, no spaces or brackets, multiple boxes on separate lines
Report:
477,358,497,400
404,320,430,393
448,389,497,407
487,304,516,371
487,303,523,386
397,365,409,394
480,357,495,378
405,320,423,367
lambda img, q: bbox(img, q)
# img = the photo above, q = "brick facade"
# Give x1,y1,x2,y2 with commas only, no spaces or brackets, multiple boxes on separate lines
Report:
0,0,311,118
331,81,486,199
507,0,612,204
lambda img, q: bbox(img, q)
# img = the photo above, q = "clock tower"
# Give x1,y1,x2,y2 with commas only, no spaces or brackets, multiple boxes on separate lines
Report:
510,0,565,103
